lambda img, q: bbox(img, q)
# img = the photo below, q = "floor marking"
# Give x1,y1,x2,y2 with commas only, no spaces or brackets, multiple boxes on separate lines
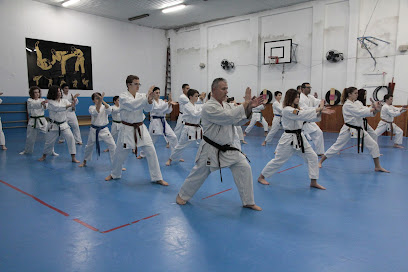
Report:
202,188,232,200
0,180,69,217
73,219,99,232
100,213,160,234
340,145,357,152
277,164,303,174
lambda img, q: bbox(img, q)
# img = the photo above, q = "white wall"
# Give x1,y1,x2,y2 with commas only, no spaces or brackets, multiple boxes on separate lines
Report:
0,0,167,97
168,0,408,105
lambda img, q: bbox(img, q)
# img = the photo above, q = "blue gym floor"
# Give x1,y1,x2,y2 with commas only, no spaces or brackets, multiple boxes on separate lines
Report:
0,123,407,272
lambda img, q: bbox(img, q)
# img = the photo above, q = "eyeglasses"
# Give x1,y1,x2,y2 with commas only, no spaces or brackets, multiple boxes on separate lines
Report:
130,83,142,86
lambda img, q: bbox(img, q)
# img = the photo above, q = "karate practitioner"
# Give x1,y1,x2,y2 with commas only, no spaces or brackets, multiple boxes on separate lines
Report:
174,84,190,139
20,86,49,155
105,75,168,186
374,94,407,148
38,85,79,162
59,83,82,145
166,89,202,166
319,87,389,172
299,83,325,155
258,89,334,189
357,89,378,142
138,87,178,159
0,92,6,150
244,100,268,136
262,91,283,146
176,78,263,211
79,92,116,167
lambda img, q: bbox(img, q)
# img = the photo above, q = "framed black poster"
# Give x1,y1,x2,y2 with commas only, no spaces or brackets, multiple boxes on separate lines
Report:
26,38,93,90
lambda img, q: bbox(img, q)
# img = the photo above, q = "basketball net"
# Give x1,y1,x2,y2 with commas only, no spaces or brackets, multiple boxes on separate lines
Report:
268,56,280,67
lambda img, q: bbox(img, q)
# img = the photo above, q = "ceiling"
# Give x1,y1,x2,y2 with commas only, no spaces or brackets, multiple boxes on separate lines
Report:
34,0,311,30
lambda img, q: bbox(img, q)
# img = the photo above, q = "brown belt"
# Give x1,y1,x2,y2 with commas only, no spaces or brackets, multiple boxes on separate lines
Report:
122,121,143,156
184,122,202,139
381,119,394,139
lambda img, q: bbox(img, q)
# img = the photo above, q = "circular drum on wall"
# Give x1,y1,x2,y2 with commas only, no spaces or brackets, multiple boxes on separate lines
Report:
325,88,341,105
261,89,273,104
372,86,390,101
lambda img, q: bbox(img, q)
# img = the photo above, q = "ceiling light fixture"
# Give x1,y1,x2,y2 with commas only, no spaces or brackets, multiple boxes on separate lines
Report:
128,14,150,21
162,4,186,14
62,0,80,7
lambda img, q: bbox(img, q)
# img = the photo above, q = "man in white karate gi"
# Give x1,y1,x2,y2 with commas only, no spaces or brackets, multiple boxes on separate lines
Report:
174,84,190,139
176,78,263,211
105,75,168,186
299,82,325,155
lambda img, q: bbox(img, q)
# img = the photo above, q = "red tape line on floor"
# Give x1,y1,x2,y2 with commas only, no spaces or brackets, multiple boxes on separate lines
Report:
73,219,99,232
340,145,357,152
277,164,302,174
100,213,160,234
0,180,69,217
202,188,232,200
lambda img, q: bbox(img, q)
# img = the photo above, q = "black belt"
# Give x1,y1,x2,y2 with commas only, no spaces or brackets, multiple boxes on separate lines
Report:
274,114,282,117
30,115,44,129
91,124,108,157
285,129,305,153
152,116,166,135
185,122,202,139
345,123,364,153
112,120,121,124
203,135,249,182
49,119,65,136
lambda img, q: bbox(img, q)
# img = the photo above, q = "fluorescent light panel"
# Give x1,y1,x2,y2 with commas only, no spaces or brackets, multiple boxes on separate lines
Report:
62,0,80,7
162,4,186,13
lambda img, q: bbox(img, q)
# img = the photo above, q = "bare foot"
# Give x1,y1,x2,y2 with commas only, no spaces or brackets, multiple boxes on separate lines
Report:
242,140,247,144
77,142,83,145
318,161,323,168
38,155,46,161
393,144,404,149
166,142,170,148
258,177,270,185
179,159,184,162
132,149,136,154
103,148,109,152
58,140,64,144
310,182,326,190
137,155,143,159
243,204,262,211
243,132,246,136
105,175,113,181
375,167,390,173
176,194,187,205
19,151,26,155
261,141,266,146
156,180,169,186
166,159,172,166
78,162,86,167
72,159,80,163
1,146,7,150
122,168,126,171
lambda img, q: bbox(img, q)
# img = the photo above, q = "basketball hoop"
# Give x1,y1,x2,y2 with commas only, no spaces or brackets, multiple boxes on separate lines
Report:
268,56,280,66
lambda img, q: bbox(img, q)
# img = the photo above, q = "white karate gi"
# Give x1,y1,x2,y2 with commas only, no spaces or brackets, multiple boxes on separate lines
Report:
324,100,380,158
375,103,405,145
169,101,202,161
261,106,320,180
355,101,378,142
110,91,162,181
22,98,48,154
229,102,244,149
139,99,178,158
83,105,116,163
43,99,76,155
0,98,5,146
174,93,189,139
264,101,283,143
299,93,325,155
178,98,255,206
244,104,268,134
59,92,82,144
111,105,121,141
